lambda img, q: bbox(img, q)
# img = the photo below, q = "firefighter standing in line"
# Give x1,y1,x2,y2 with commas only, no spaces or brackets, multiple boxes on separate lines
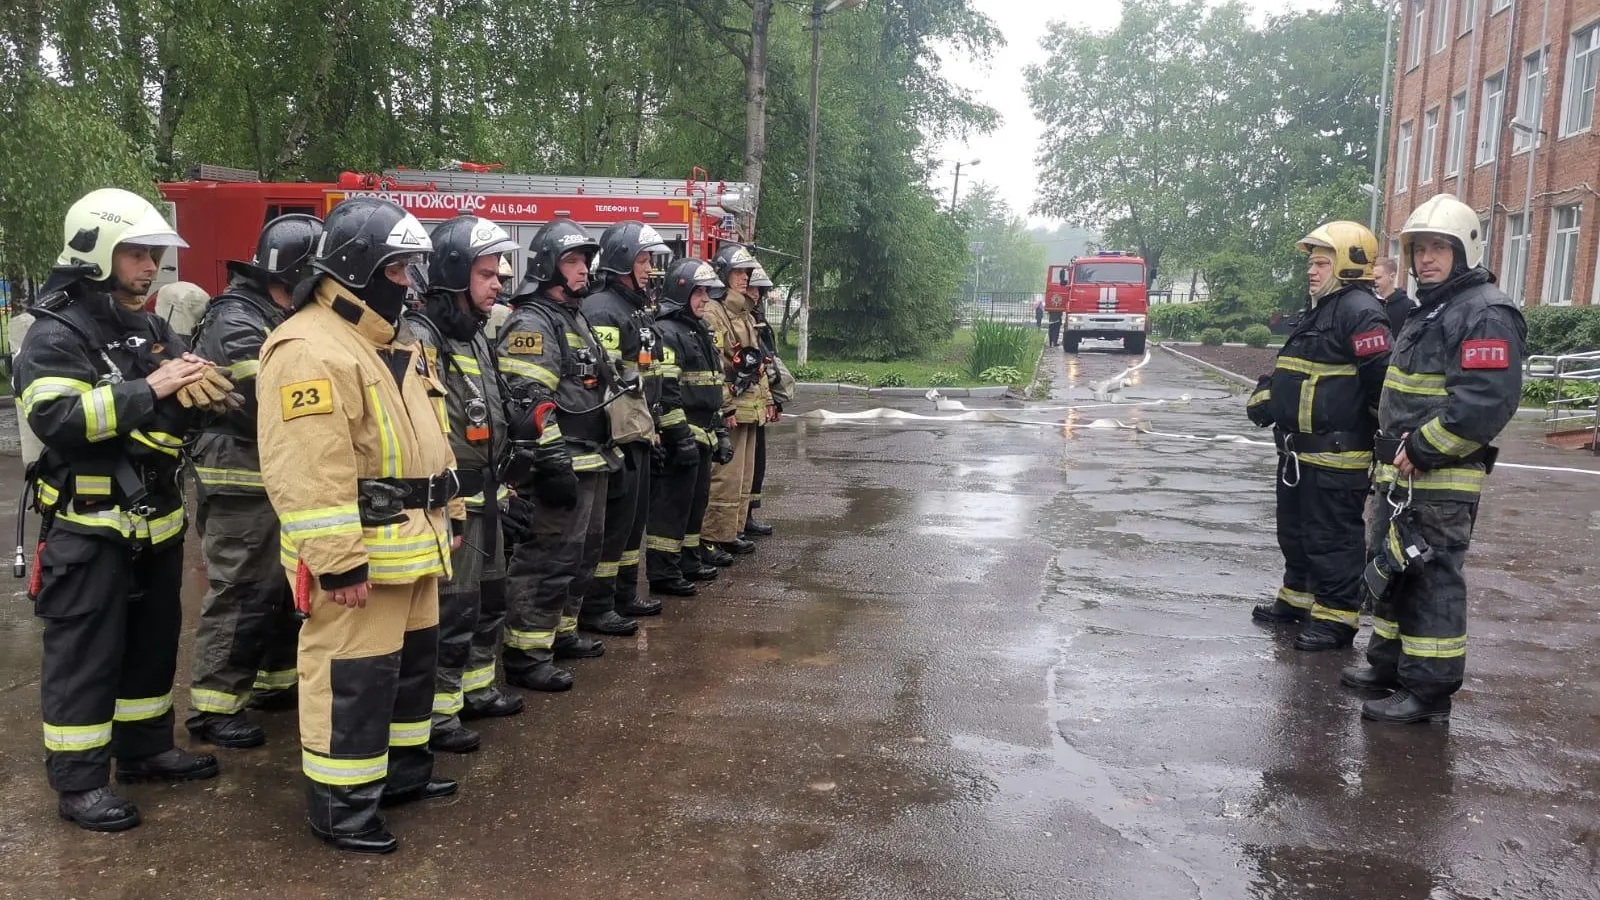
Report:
185,214,322,749
1341,194,1524,724
404,215,526,754
18,188,226,831
581,221,672,620
1247,221,1391,651
257,196,463,854
645,259,731,594
701,244,769,558
497,219,619,691
743,263,793,540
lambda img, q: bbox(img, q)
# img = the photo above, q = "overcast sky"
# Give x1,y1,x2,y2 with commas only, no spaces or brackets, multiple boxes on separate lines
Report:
934,0,1348,227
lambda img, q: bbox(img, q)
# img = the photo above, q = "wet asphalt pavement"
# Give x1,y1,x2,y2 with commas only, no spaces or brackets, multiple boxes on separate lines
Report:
2,344,1599,899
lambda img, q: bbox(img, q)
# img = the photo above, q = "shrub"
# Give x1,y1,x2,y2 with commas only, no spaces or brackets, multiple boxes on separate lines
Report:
1522,378,1600,407
967,320,1030,379
1524,305,1600,356
1150,304,1206,341
791,363,826,382
1199,328,1226,347
1222,328,1244,344
1242,325,1273,348
831,370,869,385
874,370,908,388
979,365,1022,384
928,371,961,387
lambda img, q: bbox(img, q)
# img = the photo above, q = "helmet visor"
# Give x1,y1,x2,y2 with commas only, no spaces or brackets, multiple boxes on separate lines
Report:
121,232,190,250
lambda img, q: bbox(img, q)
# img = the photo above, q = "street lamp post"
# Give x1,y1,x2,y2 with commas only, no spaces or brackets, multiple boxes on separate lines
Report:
950,158,980,211
798,0,863,368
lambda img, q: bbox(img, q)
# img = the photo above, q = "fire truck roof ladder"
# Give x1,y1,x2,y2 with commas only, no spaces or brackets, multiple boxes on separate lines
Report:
382,169,753,201
187,164,262,183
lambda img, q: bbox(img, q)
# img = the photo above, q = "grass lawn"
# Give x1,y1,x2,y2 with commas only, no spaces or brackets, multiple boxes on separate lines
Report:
779,326,1047,388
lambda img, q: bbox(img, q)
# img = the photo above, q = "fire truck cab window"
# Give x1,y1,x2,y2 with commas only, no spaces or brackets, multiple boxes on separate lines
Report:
264,204,318,224
1073,262,1144,284
1056,268,1071,286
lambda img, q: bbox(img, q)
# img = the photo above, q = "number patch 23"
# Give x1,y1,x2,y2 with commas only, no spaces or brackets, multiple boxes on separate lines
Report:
280,378,334,420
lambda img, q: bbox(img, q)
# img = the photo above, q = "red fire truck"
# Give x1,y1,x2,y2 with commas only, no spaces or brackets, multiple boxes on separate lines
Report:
156,165,750,296
1042,250,1150,355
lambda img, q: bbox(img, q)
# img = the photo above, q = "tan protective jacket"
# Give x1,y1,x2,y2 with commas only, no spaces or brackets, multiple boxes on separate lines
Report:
257,279,462,588
701,291,771,424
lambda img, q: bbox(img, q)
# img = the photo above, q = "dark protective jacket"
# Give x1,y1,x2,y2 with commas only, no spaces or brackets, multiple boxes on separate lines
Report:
1378,269,1525,501
406,300,510,512
189,268,286,497
15,275,195,546
1382,288,1418,338
496,284,619,473
655,306,726,444
1247,283,1392,472
581,279,661,446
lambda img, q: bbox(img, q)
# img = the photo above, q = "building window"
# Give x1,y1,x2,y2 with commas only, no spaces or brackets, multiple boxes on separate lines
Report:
1460,0,1477,32
1433,0,1451,51
1478,71,1505,164
1410,2,1426,68
1546,204,1582,305
1396,121,1414,193
1561,25,1600,136
1446,91,1468,176
1491,0,1510,11
1514,50,1546,152
1419,107,1439,184
1503,213,1530,302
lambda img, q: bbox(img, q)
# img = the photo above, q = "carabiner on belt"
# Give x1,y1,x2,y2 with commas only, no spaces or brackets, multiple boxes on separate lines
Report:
1386,473,1414,518
1278,434,1301,488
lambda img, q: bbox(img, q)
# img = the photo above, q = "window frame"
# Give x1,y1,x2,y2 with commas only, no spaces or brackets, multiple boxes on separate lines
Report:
1503,212,1530,303
1491,0,1510,12
1419,106,1440,184
1544,204,1583,306
1396,120,1415,193
1445,90,1469,176
1432,0,1451,52
1460,0,1478,33
1477,70,1506,165
1513,49,1546,153
1410,2,1427,69
1560,23,1600,137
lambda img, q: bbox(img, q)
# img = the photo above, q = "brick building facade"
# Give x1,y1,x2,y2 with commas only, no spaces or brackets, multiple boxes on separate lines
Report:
1383,0,1600,306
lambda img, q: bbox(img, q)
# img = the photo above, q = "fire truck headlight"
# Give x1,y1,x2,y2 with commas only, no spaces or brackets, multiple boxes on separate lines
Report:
1130,315,1146,329
1067,315,1086,329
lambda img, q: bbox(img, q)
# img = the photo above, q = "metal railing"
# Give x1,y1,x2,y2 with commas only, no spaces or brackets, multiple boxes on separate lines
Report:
1526,350,1600,452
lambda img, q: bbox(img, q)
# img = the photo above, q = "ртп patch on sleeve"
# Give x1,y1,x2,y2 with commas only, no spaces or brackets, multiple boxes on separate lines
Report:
280,378,334,420
1351,329,1390,357
1461,338,1510,369
506,331,543,355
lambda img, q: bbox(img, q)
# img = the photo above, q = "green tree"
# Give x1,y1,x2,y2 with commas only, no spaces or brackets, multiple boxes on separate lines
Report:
958,182,1047,293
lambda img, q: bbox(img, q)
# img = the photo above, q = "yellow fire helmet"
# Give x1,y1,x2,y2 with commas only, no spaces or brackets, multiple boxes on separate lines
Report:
56,188,188,281
1399,193,1483,274
1296,220,1377,283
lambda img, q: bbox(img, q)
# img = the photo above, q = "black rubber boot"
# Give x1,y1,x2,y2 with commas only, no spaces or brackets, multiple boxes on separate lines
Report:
247,687,298,711
1293,620,1356,652
683,561,720,581
1340,665,1401,692
116,747,220,784
712,538,756,556
743,517,774,537
429,722,481,754
576,611,636,637
618,596,665,616
555,633,608,658
1362,690,1452,724
507,661,574,692
697,545,735,568
58,786,141,832
461,689,525,720
1251,599,1309,625
186,712,267,750
380,777,458,807
307,780,395,854
650,578,698,597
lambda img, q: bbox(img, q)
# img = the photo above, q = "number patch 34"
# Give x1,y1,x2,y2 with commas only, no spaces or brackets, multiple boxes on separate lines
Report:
280,378,334,420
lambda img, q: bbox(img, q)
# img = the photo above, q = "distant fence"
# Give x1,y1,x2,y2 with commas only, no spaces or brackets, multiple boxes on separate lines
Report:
955,291,1040,327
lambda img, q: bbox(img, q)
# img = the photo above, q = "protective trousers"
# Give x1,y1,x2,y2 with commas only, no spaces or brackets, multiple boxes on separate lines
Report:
583,443,650,619
706,423,758,543
299,576,439,838
647,443,707,582
503,470,608,669
37,532,183,792
1364,498,1477,700
189,495,298,718
748,426,767,519
681,444,714,570
1273,459,1367,627
433,509,507,729
1048,320,1062,347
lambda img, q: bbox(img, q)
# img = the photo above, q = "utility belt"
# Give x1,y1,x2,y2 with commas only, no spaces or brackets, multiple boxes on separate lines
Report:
1272,429,1373,454
355,471,460,526
1374,432,1498,473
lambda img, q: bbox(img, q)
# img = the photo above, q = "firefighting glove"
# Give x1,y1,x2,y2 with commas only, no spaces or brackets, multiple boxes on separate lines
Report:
502,494,536,547
712,428,735,465
650,441,669,473
175,365,244,413
663,423,700,469
1246,375,1273,428
530,442,579,510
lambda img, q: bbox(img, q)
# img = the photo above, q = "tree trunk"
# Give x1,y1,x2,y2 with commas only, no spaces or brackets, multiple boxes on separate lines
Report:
272,4,348,176
739,0,774,240
113,0,147,148
427,0,445,164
